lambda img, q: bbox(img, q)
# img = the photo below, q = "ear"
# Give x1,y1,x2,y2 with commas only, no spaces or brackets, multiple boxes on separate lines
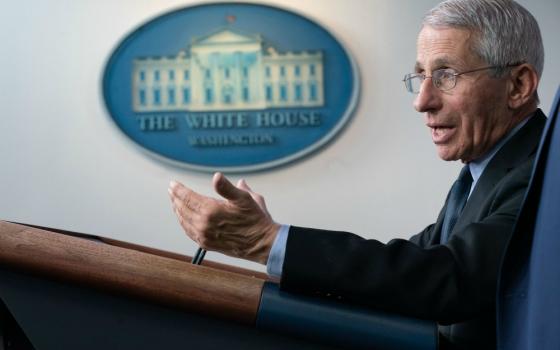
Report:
507,64,539,109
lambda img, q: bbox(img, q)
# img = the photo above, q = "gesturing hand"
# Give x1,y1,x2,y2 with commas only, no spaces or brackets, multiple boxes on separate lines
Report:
168,172,280,265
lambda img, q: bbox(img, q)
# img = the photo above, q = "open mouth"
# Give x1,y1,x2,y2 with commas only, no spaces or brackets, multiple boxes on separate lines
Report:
431,126,455,144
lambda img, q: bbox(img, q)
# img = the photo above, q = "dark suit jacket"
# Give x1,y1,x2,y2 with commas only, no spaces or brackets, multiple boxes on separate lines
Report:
497,94,560,349
280,110,547,349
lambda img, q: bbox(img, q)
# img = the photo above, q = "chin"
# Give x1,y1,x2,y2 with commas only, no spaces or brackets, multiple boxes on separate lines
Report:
436,149,459,162
439,157,459,162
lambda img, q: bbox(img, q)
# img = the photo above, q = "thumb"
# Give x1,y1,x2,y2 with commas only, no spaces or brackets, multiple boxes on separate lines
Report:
213,172,247,202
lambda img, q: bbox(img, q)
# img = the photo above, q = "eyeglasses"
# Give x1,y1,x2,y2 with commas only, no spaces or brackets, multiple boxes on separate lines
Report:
402,64,521,94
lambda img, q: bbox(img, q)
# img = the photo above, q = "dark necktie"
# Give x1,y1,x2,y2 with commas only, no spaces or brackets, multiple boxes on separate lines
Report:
440,165,473,244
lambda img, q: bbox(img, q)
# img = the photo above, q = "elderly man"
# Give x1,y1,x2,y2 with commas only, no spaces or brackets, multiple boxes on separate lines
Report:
168,0,545,348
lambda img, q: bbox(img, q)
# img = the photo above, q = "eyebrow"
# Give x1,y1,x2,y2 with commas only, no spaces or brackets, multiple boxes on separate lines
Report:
415,57,454,73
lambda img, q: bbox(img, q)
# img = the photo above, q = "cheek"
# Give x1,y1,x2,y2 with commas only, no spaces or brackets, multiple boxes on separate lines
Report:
456,106,496,158
451,102,473,140
451,106,479,156
459,116,478,141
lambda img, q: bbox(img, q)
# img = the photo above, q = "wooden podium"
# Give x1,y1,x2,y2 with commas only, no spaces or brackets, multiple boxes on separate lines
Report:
0,221,437,349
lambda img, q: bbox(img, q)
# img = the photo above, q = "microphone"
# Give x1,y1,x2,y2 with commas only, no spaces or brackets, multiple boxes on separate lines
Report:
192,247,206,265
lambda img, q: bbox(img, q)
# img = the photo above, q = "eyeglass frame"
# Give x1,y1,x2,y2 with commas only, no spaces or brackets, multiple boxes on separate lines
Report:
402,63,523,94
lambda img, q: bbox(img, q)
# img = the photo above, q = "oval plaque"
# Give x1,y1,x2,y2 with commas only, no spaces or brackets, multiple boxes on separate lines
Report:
103,3,359,172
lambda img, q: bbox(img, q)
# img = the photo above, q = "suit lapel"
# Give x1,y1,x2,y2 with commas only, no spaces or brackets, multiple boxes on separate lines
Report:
454,110,547,233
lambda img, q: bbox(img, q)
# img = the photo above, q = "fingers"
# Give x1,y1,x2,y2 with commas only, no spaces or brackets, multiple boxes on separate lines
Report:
236,178,269,214
213,172,248,203
168,180,203,213
168,180,189,202
237,178,252,191
168,180,209,245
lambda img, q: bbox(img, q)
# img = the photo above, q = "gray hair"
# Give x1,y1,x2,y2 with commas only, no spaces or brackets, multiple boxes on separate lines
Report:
423,0,544,80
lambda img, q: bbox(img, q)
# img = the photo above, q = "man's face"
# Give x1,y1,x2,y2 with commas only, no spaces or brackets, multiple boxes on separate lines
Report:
414,26,514,163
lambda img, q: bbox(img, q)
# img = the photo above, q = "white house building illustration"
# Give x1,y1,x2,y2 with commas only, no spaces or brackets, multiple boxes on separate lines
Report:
132,28,324,112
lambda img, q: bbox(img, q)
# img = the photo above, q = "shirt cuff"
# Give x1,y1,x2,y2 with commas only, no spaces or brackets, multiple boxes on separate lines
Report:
266,224,290,278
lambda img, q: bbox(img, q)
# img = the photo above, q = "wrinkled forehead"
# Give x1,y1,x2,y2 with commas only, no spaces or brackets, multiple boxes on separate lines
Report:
415,25,479,71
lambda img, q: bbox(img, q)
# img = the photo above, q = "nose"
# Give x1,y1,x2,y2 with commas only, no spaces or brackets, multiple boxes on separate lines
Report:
413,78,442,113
